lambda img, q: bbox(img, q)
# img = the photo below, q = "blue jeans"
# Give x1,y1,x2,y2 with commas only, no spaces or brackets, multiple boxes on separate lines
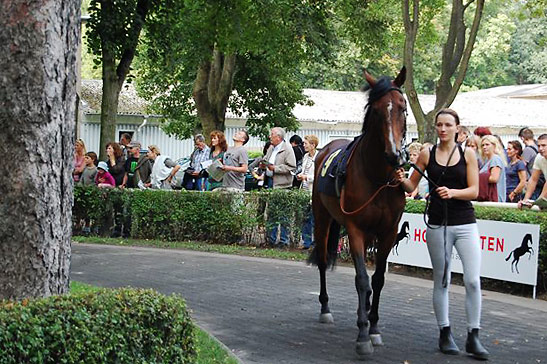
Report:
302,207,314,248
269,224,290,246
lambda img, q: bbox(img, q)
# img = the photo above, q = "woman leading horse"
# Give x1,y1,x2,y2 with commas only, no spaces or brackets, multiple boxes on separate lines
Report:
310,67,407,357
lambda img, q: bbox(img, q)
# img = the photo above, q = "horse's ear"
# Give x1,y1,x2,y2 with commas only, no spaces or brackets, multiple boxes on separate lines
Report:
363,68,376,88
393,66,406,87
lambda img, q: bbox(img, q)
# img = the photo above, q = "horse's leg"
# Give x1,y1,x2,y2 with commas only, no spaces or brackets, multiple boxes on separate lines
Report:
368,232,396,347
313,202,335,324
348,227,374,356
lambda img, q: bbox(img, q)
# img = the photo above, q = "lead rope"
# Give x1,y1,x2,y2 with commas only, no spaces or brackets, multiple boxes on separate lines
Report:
338,141,401,216
411,144,458,288
340,179,401,216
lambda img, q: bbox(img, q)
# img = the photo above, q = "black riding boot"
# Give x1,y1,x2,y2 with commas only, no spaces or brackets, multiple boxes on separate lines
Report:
439,326,460,355
466,328,489,360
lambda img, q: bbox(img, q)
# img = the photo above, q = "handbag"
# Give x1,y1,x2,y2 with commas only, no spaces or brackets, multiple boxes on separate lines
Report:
477,170,498,202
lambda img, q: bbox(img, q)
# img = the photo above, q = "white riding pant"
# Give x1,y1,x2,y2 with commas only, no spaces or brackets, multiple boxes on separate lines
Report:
426,223,482,330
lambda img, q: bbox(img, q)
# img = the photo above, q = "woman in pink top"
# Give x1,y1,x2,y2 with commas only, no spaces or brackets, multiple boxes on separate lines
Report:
73,139,86,182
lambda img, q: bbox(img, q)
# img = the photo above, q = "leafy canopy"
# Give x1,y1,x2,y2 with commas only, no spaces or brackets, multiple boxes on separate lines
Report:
135,0,395,139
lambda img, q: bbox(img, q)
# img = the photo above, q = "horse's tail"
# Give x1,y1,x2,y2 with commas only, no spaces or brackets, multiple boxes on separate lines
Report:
307,220,340,269
505,251,512,261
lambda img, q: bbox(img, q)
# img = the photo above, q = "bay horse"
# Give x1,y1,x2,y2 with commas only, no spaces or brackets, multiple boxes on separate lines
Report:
309,67,407,357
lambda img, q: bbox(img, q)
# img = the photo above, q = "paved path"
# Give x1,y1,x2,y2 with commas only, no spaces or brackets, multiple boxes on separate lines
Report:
71,243,547,364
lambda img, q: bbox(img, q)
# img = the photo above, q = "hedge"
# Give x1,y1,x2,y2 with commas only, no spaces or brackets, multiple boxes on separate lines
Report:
0,288,195,364
73,186,310,245
72,186,547,280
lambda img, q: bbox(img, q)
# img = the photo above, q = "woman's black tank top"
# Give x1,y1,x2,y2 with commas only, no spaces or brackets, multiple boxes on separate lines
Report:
426,145,476,225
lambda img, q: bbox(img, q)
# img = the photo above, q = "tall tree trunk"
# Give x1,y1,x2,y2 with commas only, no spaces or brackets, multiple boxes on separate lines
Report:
403,0,484,143
193,46,236,141
99,51,122,160
97,0,152,160
0,0,79,300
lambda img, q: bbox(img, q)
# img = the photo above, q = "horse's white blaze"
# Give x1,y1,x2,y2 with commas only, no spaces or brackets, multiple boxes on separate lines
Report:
386,101,397,155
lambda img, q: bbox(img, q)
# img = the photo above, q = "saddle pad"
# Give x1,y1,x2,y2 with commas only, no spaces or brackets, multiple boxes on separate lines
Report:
316,136,361,197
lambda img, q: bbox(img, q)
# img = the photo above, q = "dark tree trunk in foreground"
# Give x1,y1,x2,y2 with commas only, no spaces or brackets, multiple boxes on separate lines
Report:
0,0,79,300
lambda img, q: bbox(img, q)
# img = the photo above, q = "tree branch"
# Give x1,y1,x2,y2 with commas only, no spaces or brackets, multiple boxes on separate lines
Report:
403,0,426,138
216,53,236,119
116,0,151,88
444,0,485,106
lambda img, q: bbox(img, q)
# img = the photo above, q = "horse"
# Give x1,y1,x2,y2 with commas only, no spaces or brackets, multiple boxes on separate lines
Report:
392,220,410,255
309,67,407,357
505,233,534,274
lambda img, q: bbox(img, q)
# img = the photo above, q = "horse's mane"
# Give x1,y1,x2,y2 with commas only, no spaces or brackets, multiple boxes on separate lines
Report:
361,76,395,134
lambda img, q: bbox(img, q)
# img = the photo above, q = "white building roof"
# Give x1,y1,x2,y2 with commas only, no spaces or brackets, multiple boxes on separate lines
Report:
81,80,546,130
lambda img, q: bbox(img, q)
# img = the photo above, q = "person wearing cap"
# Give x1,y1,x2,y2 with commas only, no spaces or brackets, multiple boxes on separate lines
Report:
121,141,151,189
95,161,115,188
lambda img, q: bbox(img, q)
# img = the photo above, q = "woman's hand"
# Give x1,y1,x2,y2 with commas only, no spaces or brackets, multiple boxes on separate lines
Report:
436,186,453,199
394,168,406,183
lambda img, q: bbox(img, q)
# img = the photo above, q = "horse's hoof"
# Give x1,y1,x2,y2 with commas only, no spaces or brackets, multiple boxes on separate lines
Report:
370,334,384,346
356,340,374,356
319,313,334,324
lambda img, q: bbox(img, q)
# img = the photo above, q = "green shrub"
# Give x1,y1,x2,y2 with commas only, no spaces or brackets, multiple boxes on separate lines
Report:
0,288,195,364
72,187,547,280
73,186,310,245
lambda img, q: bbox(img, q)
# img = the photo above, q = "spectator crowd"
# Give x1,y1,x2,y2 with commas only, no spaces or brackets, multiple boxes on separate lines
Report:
73,128,319,247
405,126,547,206
73,125,546,242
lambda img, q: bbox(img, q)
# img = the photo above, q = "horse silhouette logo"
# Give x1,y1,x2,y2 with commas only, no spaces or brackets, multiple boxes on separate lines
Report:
392,221,410,255
505,233,534,274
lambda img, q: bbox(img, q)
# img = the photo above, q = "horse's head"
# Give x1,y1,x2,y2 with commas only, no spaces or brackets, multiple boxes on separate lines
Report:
363,67,407,167
522,233,533,247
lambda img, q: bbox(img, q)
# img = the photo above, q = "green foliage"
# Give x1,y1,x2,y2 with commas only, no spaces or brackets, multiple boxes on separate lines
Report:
509,16,547,84
0,288,195,364
86,0,146,62
73,186,311,246
136,0,336,139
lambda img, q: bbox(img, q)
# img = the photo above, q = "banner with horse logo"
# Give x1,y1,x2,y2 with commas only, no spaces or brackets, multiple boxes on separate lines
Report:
388,213,540,286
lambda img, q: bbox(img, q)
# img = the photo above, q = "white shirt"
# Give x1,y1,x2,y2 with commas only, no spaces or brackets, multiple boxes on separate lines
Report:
301,151,316,192
266,141,284,177
533,154,547,175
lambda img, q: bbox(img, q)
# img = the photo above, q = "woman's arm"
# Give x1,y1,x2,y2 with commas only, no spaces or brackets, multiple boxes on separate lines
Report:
397,148,429,193
514,169,527,195
488,166,501,183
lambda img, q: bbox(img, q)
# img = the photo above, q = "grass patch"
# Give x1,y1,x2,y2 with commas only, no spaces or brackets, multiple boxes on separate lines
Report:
73,236,308,262
194,328,239,364
69,280,101,294
70,280,239,364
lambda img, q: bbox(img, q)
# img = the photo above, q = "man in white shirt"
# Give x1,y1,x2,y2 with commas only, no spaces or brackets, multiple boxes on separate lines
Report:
519,134,547,207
